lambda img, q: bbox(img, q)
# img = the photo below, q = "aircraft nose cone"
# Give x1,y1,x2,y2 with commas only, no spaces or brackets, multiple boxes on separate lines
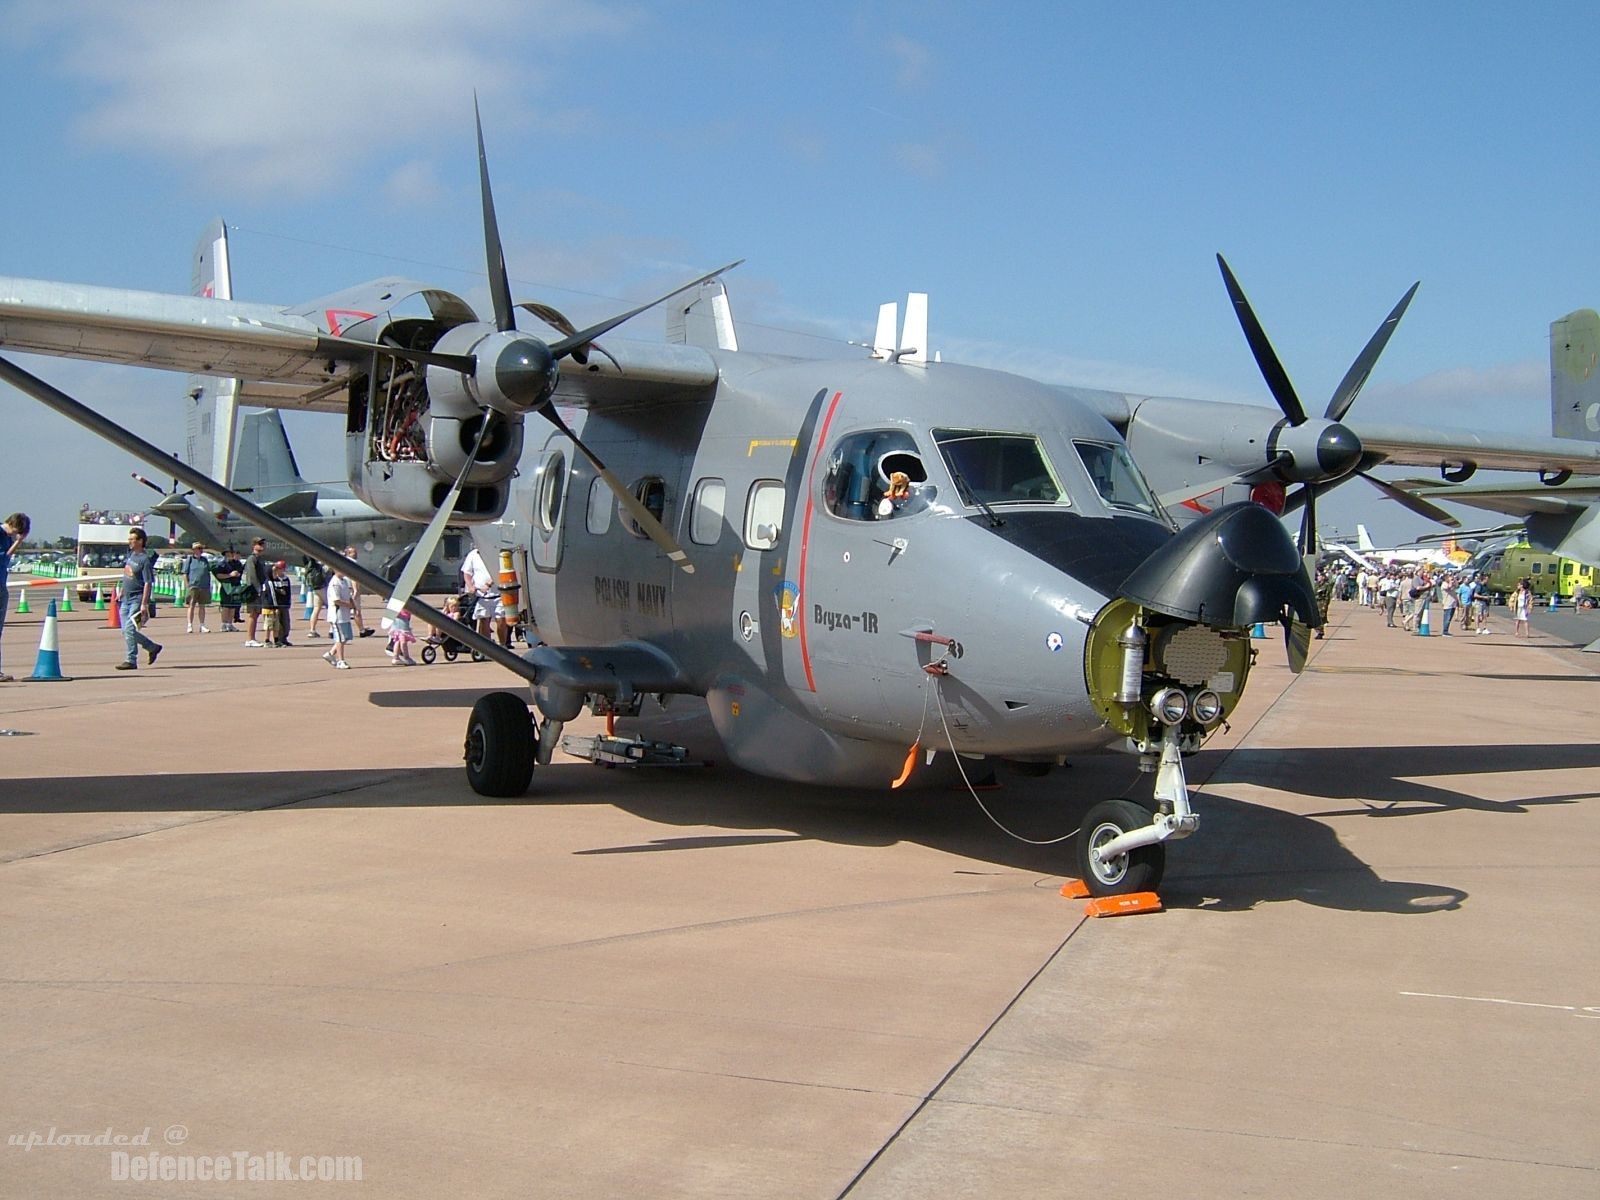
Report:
1316,422,1362,478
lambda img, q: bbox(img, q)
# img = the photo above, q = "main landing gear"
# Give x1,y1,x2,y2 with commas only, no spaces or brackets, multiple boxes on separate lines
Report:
1074,731,1199,897
464,692,535,797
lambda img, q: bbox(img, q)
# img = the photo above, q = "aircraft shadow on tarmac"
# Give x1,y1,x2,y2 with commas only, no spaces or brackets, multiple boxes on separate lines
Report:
1,734,1518,915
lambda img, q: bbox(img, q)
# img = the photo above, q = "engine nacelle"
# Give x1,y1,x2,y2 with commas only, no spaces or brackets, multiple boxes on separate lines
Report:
341,314,525,523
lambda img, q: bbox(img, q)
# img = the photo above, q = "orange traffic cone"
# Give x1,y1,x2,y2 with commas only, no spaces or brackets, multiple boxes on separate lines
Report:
105,587,122,629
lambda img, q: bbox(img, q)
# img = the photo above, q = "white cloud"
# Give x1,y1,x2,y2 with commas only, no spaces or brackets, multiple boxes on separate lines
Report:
5,0,631,197
381,160,447,208
885,34,932,88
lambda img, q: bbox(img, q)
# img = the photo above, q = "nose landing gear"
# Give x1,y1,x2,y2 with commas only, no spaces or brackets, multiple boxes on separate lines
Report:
1075,731,1198,897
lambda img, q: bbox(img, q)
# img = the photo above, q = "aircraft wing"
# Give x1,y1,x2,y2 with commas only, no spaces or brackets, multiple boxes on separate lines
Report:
0,276,346,390
0,275,721,413
1346,421,1600,475
1405,477,1600,519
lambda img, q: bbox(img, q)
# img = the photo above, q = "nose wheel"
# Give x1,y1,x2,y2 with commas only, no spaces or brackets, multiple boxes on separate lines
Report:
1077,798,1167,895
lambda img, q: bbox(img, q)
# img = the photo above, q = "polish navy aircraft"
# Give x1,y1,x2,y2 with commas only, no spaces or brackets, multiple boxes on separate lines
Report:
5,107,1600,895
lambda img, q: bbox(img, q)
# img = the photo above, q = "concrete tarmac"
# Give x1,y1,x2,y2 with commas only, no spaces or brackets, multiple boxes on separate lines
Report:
0,598,1595,1197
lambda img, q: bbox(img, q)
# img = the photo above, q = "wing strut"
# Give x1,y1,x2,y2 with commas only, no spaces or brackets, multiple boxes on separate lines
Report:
0,353,537,684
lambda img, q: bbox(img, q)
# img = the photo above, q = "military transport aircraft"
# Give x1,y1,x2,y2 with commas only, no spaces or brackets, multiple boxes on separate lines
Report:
5,104,1600,897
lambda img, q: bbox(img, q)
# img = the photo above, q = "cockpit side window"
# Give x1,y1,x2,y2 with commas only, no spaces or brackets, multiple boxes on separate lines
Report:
931,429,1065,507
822,429,934,520
1073,441,1161,517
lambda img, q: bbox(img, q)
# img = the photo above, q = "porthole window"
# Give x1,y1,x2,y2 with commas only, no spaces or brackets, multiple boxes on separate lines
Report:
535,451,566,533
691,478,726,545
625,476,667,538
586,476,612,535
744,480,785,549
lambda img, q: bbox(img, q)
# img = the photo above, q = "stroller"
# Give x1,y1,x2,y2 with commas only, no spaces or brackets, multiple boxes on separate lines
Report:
419,592,486,664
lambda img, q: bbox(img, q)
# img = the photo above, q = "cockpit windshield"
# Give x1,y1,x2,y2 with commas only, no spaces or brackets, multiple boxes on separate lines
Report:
1073,441,1161,517
931,429,1065,507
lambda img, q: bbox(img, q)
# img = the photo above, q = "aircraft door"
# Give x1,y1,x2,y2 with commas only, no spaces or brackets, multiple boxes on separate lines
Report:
800,428,934,722
529,443,570,574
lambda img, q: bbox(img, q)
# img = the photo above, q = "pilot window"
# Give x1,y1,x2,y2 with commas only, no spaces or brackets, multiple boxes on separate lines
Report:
932,429,1063,506
822,429,932,520
691,478,726,545
586,476,612,535
745,480,785,549
1072,441,1160,517
624,476,667,539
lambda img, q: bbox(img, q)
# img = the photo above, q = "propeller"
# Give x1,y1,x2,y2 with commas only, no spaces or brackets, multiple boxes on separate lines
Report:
376,99,738,619
132,470,191,545
1217,256,1430,557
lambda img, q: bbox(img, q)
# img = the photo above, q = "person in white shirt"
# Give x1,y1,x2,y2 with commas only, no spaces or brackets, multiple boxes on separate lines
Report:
461,545,496,639
323,568,355,669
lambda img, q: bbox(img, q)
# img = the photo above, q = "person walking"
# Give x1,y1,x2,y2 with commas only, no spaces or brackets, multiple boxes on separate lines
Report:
341,546,375,638
115,527,163,670
183,542,214,633
0,512,31,682
323,565,355,669
1440,572,1458,635
302,556,328,638
1512,578,1532,638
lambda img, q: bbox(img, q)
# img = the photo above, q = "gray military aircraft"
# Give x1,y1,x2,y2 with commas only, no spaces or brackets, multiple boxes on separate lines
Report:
6,105,1600,896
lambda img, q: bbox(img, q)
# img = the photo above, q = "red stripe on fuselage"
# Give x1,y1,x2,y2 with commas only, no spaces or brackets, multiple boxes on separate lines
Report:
797,390,843,692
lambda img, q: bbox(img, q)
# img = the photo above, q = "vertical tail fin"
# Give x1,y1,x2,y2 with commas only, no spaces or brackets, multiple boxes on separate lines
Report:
183,219,242,495
1551,309,1600,440
1356,524,1376,552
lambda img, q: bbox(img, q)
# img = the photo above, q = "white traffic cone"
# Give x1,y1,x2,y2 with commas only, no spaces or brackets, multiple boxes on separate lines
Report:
26,599,72,681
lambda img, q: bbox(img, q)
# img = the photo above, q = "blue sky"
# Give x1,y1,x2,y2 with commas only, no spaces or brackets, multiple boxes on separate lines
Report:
2,0,1594,542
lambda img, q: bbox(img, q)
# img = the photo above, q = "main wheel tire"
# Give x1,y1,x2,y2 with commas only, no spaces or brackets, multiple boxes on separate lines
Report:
1077,798,1166,896
464,692,536,797
420,644,437,665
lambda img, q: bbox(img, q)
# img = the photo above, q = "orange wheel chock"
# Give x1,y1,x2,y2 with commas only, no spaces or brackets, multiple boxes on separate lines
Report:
1083,892,1163,918
1059,879,1092,899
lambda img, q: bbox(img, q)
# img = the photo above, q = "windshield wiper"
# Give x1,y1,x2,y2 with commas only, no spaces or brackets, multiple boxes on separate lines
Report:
947,461,1004,528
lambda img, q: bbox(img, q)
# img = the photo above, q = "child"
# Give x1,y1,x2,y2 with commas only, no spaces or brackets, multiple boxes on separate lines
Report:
263,561,294,646
388,608,418,666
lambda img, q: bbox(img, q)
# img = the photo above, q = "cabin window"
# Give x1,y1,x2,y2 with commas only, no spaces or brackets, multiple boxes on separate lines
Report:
822,429,932,520
624,476,667,539
535,451,566,534
1073,440,1161,516
745,480,785,549
586,476,612,535
1532,563,1543,574
1562,561,1574,576
932,429,1064,507
691,478,726,545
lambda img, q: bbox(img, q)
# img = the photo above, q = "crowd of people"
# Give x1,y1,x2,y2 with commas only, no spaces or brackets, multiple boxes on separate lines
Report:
55,531,527,674
1317,561,1553,638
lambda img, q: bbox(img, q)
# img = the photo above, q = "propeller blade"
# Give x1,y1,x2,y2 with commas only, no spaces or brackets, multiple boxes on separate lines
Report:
1285,618,1312,674
1357,470,1462,527
475,95,518,334
542,406,695,574
516,301,621,370
383,416,496,620
1324,281,1420,422
1217,254,1307,425
131,472,165,496
547,261,744,361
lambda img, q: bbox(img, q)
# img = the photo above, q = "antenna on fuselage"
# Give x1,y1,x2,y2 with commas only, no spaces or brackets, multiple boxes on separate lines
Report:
864,293,934,364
